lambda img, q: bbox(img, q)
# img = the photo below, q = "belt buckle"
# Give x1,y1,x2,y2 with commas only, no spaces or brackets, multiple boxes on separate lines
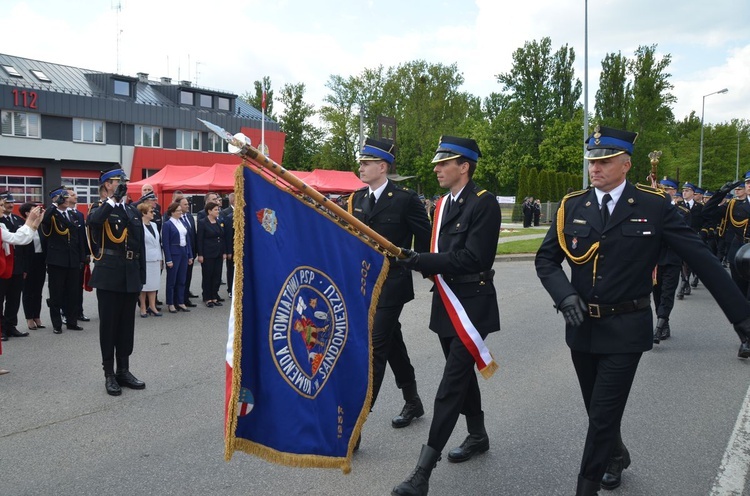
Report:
126,250,134,260
588,304,601,318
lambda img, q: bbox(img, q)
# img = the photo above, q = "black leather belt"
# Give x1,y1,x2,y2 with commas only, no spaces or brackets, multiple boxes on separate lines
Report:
102,248,140,260
588,297,651,318
443,269,495,285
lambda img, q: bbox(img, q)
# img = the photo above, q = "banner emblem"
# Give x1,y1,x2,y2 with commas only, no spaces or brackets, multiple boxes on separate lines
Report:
270,267,348,398
256,208,278,234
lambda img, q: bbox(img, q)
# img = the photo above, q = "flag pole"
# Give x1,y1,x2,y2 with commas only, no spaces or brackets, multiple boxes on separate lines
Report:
198,119,403,258
261,82,266,154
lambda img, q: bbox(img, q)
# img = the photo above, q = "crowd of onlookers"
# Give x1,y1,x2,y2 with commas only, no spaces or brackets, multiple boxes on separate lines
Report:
0,185,235,374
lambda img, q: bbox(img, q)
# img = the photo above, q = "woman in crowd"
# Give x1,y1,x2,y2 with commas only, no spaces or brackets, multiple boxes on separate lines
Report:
161,202,192,313
19,202,47,330
137,203,162,317
196,201,227,307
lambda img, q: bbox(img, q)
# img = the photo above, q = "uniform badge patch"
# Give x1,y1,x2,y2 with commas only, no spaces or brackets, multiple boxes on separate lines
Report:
572,237,578,249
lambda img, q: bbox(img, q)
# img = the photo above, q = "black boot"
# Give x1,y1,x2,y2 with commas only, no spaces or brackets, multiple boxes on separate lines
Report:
682,280,691,296
654,317,669,343
739,339,750,359
661,320,671,339
116,369,146,389
105,374,122,396
601,442,631,490
392,444,441,496
576,475,600,495
392,383,425,428
691,276,699,288
447,412,489,463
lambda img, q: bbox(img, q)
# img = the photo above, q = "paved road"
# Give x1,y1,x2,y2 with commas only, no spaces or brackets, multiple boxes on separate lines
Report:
1,262,749,496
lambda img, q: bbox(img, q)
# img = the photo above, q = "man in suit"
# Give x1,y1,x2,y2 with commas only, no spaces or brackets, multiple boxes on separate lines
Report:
40,187,86,334
221,193,235,297
392,136,501,496
534,125,750,496
87,167,147,396
65,187,91,323
0,192,28,338
348,137,432,435
175,196,198,307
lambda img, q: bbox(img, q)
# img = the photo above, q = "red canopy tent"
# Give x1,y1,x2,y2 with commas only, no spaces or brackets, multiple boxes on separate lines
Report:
127,165,210,202
301,169,365,194
161,163,239,193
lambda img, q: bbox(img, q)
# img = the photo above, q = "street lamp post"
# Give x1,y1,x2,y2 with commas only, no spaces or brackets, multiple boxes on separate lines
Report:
698,88,728,187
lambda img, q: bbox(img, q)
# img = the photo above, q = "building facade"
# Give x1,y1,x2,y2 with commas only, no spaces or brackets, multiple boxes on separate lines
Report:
0,53,285,210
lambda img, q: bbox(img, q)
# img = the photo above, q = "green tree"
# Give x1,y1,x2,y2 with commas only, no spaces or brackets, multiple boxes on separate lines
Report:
277,83,323,171
240,76,275,119
627,45,676,182
528,167,539,199
595,52,630,128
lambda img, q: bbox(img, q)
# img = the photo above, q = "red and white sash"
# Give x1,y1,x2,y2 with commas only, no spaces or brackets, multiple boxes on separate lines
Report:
431,196,498,379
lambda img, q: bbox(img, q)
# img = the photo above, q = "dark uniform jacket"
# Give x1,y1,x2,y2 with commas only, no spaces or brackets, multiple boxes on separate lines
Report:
197,218,227,259
536,182,750,354
40,207,86,269
349,180,432,308
415,181,502,337
687,199,704,232
87,201,146,293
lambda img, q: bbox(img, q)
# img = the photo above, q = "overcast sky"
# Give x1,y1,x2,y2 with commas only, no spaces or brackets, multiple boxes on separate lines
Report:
5,0,749,126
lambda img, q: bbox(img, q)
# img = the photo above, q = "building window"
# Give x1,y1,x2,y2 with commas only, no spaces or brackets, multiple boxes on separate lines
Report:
2,65,22,78
135,125,162,147
62,177,99,207
218,97,230,111
142,169,160,179
1,110,40,138
73,118,105,144
0,176,43,204
114,80,130,96
199,94,212,108
30,69,51,82
180,91,193,105
176,129,201,150
208,133,228,152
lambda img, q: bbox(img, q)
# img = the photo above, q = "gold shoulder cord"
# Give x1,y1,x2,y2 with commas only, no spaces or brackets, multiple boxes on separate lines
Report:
728,199,749,229
556,193,599,265
635,183,666,197
346,194,353,215
476,189,487,197
43,215,70,241
92,210,128,261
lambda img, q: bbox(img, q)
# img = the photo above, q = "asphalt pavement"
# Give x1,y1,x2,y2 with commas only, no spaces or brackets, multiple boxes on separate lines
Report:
1,261,749,496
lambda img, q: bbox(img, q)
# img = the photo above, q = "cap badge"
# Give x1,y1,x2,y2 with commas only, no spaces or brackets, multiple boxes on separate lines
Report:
594,125,601,145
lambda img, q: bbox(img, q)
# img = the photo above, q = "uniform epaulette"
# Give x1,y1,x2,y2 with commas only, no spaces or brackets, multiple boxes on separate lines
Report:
562,189,588,200
476,189,487,197
635,183,666,197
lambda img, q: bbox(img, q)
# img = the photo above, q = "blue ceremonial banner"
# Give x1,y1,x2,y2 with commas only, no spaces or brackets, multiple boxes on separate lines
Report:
225,165,388,473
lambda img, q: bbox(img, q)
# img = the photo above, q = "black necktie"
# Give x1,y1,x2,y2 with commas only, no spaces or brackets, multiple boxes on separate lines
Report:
445,196,453,215
368,193,376,212
601,193,612,226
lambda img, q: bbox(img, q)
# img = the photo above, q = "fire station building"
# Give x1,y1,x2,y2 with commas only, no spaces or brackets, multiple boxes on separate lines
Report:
0,53,285,209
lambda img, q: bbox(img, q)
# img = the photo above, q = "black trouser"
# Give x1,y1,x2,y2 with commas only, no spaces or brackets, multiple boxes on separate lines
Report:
183,256,195,301
571,350,642,484
97,289,138,375
0,273,23,331
370,304,417,407
23,252,46,319
201,256,223,301
47,265,79,329
427,335,483,452
226,257,234,294
728,238,749,296
653,264,681,318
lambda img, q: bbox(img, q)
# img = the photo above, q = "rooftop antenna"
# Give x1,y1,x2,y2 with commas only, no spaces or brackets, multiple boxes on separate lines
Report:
112,0,122,73
195,61,203,86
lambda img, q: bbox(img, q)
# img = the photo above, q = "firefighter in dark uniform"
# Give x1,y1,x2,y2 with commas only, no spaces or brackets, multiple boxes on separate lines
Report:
535,125,750,496
391,136,501,496
348,137,432,434
712,174,750,296
652,178,690,342
87,167,147,396
40,187,86,334
679,182,704,294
